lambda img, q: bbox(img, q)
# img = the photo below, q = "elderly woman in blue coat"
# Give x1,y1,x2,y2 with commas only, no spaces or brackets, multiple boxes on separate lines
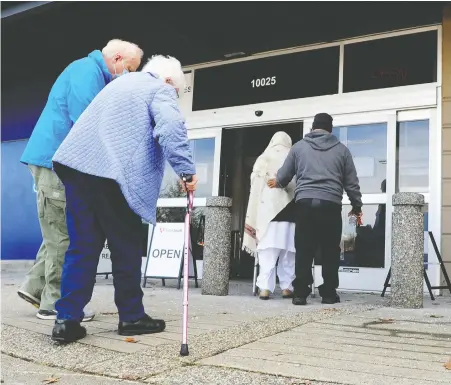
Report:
18,39,143,322
50,55,198,343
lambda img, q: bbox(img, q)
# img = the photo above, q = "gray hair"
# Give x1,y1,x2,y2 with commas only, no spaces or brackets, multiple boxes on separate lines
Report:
141,55,186,93
102,39,144,60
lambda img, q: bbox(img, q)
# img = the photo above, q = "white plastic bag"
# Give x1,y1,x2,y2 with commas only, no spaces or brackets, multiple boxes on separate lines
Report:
341,215,357,256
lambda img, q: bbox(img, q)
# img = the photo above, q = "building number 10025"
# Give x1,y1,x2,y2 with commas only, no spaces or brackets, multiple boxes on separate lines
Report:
251,76,276,88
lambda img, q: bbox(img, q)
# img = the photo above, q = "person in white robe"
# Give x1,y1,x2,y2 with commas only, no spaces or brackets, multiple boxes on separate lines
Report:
242,131,296,300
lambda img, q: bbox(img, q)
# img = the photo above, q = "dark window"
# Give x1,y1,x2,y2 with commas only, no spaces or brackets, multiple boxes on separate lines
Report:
193,47,339,111
343,31,437,93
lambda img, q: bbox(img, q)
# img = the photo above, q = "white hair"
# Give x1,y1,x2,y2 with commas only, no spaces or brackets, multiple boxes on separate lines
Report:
142,55,186,93
102,39,144,60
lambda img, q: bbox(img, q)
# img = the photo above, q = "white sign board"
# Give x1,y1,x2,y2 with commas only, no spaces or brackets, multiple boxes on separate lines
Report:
196,260,203,279
97,240,112,274
97,240,148,276
196,163,209,185
353,157,375,178
145,223,194,278
179,72,193,116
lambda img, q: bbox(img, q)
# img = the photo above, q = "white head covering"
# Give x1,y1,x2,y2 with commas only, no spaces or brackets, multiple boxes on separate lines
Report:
252,131,292,180
242,131,295,256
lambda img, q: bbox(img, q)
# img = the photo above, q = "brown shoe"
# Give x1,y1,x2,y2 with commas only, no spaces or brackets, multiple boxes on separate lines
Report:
259,290,270,300
282,289,294,299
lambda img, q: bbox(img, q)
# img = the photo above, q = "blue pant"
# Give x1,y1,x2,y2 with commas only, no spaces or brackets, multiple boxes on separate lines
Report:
54,164,145,322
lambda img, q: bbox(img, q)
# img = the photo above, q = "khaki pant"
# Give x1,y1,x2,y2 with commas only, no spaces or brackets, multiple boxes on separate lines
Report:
20,165,69,311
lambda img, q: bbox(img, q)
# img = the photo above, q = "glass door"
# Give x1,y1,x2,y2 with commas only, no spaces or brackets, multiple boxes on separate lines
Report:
396,108,440,292
303,112,396,292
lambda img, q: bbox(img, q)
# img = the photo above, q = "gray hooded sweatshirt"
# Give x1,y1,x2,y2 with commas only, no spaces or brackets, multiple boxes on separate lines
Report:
276,130,362,208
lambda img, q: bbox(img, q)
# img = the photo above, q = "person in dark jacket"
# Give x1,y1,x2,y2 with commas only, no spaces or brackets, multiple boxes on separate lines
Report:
268,113,362,305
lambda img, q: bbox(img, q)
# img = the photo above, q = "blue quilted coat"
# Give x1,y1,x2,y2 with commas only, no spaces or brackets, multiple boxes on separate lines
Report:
52,71,196,224
21,50,112,169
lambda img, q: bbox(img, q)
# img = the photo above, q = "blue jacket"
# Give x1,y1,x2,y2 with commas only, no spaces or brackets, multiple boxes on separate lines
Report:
21,50,112,169
53,72,196,224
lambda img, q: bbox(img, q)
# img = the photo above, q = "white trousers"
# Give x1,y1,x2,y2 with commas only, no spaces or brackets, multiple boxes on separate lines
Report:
256,248,295,293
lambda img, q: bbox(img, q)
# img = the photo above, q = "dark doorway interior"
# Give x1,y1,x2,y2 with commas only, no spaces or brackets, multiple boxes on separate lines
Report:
220,122,303,279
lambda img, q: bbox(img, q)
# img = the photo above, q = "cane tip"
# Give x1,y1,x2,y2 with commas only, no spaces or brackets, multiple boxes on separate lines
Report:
180,343,189,356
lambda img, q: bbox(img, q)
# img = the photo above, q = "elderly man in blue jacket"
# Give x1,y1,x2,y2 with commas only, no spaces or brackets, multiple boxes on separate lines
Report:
18,39,143,322
50,55,198,343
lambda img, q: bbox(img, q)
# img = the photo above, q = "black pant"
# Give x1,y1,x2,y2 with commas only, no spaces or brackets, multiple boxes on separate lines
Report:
54,164,145,322
293,199,342,297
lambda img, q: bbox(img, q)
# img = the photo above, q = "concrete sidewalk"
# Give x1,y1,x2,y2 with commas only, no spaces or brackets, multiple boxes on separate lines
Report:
2,266,451,384
199,307,451,385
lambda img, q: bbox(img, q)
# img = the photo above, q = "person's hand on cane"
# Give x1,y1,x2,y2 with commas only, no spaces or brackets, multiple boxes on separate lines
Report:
181,175,199,192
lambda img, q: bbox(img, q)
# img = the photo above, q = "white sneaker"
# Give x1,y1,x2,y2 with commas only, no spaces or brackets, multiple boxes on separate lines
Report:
82,309,95,322
36,310,57,320
35,308,95,322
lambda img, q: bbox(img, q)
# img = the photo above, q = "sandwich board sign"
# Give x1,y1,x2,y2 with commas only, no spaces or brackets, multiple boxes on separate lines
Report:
143,222,198,289
97,240,112,276
96,240,147,278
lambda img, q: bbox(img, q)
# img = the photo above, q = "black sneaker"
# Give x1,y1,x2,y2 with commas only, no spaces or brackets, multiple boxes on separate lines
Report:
321,294,341,304
292,296,307,306
118,314,166,336
52,320,87,343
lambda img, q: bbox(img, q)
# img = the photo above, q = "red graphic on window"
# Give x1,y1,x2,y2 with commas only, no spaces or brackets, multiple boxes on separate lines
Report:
372,68,407,84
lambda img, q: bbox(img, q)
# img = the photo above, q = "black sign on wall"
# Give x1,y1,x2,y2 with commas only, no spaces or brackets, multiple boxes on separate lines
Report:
192,46,340,111
343,31,438,93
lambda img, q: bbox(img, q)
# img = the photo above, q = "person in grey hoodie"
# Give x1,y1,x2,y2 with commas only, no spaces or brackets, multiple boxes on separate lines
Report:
268,113,362,305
